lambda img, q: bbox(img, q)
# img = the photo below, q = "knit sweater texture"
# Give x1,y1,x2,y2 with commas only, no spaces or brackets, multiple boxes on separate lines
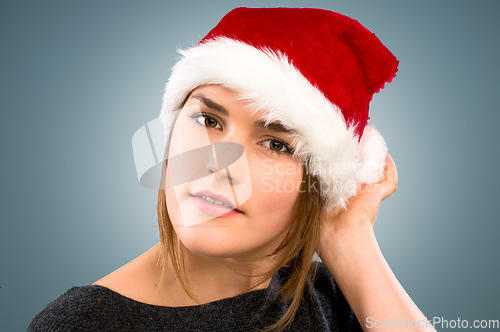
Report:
28,262,362,331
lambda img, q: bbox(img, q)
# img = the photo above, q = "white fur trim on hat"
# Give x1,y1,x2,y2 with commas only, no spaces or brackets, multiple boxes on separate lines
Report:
159,37,387,210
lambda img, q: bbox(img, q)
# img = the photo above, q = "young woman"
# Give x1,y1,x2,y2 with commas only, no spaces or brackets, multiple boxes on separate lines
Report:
29,7,435,331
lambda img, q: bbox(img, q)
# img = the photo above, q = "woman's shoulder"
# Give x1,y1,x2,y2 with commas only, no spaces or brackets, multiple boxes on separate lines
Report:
307,261,363,331
28,285,117,331
28,284,173,331
28,246,166,331
311,260,343,297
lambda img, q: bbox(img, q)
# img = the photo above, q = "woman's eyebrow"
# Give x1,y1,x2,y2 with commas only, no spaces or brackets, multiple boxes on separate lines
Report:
191,94,228,116
254,120,296,134
190,93,295,134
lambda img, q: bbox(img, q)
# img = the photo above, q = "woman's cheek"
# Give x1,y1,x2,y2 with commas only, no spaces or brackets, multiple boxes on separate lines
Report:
253,159,303,204
165,187,183,227
258,158,302,186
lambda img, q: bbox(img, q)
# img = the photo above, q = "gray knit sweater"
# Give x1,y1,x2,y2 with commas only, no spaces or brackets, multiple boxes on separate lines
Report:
28,262,362,331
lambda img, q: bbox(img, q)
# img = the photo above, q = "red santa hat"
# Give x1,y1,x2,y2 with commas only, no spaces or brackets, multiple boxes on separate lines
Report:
159,7,398,210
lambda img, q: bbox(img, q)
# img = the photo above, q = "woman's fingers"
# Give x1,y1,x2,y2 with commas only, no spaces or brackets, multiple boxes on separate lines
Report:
359,153,398,202
322,153,398,225
379,153,398,201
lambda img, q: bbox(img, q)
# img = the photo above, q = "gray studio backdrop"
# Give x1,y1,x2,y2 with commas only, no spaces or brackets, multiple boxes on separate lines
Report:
1,1,499,330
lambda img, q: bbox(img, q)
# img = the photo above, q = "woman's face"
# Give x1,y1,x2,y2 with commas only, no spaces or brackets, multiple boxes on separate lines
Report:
165,85,303,259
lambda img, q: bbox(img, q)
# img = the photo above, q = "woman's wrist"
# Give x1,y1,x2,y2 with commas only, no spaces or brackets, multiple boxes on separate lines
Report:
319,216,377,261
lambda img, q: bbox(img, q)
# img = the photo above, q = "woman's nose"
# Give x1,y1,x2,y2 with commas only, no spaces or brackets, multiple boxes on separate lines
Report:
207,141,246,184
208,140,252,206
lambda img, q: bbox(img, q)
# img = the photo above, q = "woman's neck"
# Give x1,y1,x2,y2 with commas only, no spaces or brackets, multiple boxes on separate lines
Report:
155,243,276,306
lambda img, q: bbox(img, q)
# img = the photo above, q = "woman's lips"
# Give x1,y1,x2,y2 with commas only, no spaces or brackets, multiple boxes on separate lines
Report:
190,190,243,218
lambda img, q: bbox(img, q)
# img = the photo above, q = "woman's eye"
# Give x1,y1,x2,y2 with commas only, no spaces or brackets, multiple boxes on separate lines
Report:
263,139,292,154
191,113,222,129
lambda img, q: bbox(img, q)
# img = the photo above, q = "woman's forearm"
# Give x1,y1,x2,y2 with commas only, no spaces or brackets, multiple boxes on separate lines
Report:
321,228,435,331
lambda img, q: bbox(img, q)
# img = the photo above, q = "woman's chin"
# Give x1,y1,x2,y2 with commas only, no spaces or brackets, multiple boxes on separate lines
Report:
175,228,249,259
182,240,245,259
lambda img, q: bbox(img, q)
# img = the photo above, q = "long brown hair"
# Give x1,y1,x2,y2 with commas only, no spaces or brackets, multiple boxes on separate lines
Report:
157,153,324,331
